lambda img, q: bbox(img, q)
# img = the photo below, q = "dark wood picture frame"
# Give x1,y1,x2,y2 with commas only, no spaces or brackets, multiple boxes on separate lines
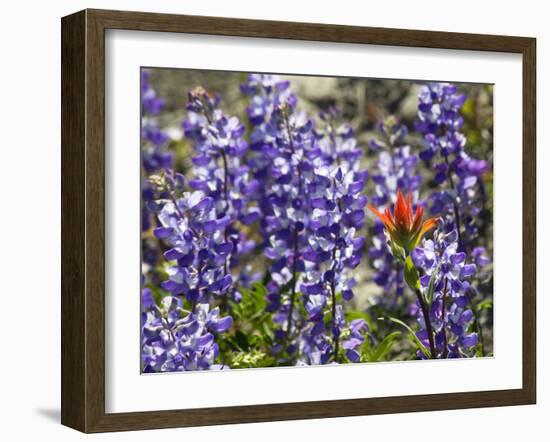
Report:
61,8,536,433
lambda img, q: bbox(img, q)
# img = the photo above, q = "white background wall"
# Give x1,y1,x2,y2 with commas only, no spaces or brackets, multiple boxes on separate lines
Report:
0,0,545,439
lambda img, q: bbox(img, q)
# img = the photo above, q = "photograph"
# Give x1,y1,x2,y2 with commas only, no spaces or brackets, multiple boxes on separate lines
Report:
0,0,543,439
140,69,494,372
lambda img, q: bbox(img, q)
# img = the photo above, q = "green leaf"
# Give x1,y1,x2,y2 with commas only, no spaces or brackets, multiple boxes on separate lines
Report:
261,320,274,342
360,336,372,361
475,299,493,312
251,282,268,297
234,331,250,352
385,317,430,358
425,264,441,306
370,331,401,362
390,242,406,263
404,255,421,291
224,350,276,369
145,284,170,307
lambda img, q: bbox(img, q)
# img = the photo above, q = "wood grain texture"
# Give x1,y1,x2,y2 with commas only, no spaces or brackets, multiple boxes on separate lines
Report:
60,8,537,433
61,10,86,431
88,8,532,52
522,38,537,403
85,9,108,432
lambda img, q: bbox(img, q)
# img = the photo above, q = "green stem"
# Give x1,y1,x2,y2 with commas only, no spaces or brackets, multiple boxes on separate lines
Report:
441,278,449,358
286,226,299,343
414,288,437,359
330,278,339,362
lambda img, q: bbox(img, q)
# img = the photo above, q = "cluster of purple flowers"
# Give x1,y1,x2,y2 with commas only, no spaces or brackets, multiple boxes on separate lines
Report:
368,117,422,306
142,87,259,371
241,75,369,364
298,163,368,363
140,73,493,371
152,175,234,304
416,83,489,251
141,173,233,371
240,75,296,245
407,83,492,358
141,70,174,274
141,290,232,372
316,106,362,169
411,223,480,358
182,86,261,299
141,70,173,175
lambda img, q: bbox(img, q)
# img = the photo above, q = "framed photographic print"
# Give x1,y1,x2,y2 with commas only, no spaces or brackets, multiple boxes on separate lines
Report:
61,9,536,433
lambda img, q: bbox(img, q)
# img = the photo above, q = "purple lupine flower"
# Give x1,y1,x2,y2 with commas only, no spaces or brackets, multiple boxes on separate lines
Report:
183,86,259,223
152,182,234,306
316,106,363,169
296,306,369,365
141,69,174,276
367,117,421,306
296,294,333,365
182,86,260,298
143,171,235,372
241,74,296,126
141,296,232,372
240,74,297,248
141,69,173,182
410,223,479,358
241,77,328,359
416,83,489,251
300,163,367,361
241,77,370,364
260,103,319,354
342,319,369,362
414,83,491,358
141,70,165,116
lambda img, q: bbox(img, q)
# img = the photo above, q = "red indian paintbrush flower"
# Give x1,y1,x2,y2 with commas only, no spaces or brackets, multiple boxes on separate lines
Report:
368,190,439,254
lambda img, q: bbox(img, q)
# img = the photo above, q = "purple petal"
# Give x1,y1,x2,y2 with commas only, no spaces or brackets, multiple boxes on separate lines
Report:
211,315,233,333
460,264,476,278
153,227,173,239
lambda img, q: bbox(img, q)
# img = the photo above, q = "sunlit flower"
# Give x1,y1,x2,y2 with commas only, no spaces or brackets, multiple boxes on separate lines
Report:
368,190,438,255
416,82,490,250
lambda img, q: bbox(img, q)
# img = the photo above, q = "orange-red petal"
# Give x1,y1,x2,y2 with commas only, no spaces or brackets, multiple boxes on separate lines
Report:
419,217,439,237
405,193,414,230
394,190,409,230
368,204,385,223
412,205,423,234
371,191,439,253
368,204,396,234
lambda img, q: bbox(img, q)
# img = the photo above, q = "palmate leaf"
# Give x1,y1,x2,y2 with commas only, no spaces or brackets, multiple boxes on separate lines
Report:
227,282,275,352
232,282,268,320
